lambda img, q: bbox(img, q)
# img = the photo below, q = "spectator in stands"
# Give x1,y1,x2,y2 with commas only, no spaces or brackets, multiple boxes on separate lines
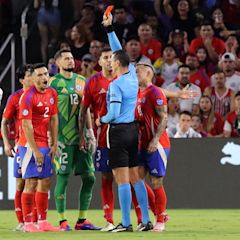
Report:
199,95,224,137
168,29,189,62
145,15,163,40
66,23,92,61
154,44,182,88
185,53,210,92
191,114,207,137
215,52,240,92
167,97,179,130
34,0,61,63
79,53,97,79
204,69,235,119
189,21,225,63
195,46,215,77
223,91,240,137
164,0,198,41
113,4,136,44
168,111,202,138
125,35,151,64
166,64,201,114
138,23,162,63
48,57,58,76
89,40,103,72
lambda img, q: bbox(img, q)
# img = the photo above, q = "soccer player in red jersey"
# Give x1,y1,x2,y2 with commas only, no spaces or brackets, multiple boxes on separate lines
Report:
18,63,59,232
1,65,34,231
135,61,170,232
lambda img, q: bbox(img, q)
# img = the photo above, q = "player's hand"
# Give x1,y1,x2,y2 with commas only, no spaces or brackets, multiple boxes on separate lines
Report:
4,142,15,157
49,144,57,163
86,129,96,154
178,85,199,99
96,118,101,127
33,150,44,166
79,136,87,153
147,138,158,153
102,12,113,27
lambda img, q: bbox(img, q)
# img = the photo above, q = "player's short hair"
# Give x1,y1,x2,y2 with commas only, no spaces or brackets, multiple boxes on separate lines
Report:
16,64,34,81
180,111,192,117
33,63,46,70
178,64,191,72
54,49,72,60
113,50,129,67
235,91,240,98
100,47,112,55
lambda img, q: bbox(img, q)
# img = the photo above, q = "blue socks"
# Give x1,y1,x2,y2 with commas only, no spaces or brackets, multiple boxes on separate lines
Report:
118,183,131,227
134,180,150,224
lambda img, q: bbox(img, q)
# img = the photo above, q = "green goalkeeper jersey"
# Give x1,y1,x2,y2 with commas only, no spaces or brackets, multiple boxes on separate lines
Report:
49,73,85,145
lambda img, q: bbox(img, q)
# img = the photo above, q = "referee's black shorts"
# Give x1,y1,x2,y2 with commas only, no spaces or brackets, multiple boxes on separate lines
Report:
108,121,139,169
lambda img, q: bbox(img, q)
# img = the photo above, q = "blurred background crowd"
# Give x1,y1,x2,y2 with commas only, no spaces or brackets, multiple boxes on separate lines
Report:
1,0,240,138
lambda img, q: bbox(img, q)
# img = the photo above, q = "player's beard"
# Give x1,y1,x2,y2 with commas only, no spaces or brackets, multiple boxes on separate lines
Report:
63,67,74,72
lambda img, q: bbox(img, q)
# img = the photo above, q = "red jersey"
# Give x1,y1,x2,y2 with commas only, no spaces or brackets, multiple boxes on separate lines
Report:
18,86,58,147
202,113,224,136
190,70,210,92
225,111,239,137
210,87,232,118
2,89,24,143
82,72,113,147
140,38,162,63
136,85,170,150
189,37,225,56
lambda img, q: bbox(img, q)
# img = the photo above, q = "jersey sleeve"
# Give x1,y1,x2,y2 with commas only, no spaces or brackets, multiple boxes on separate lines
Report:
3,94,16,119
109,82,122,103
19,91,33,120
82,77,93,108
51,89,58,115
150,87,167,108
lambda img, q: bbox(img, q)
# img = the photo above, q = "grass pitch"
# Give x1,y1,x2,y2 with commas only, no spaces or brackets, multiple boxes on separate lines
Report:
0,209,240,240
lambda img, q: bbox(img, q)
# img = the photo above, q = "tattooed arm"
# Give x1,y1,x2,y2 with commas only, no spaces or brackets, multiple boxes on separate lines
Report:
147,105,168,153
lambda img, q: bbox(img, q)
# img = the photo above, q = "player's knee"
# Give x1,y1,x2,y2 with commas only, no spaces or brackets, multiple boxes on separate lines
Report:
24,178,37,193
151,176,163,189
16,178,25,191
102,172,113,181
82,173,96,188
37,177,51,192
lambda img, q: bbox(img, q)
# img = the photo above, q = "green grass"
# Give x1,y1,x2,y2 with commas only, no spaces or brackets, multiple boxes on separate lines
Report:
1,209,240,240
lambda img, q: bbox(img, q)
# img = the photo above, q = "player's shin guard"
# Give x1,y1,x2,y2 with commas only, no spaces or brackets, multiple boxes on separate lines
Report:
153,186,167,222
21,192,34,223
35,192,48,221
101,176,114,223
118,183,131,227
131,185,142,224
31,192,38,223
133,180,150,224
79,173,95,217
144,182,156,215
54,174,69,220
15,190,24,223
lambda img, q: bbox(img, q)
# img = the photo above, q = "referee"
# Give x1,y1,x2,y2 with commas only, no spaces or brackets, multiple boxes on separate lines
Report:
96,12,153,232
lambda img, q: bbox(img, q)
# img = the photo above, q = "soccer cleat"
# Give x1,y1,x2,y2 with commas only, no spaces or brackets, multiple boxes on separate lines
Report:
137,221,154,231
60,220,72,231
100,222,115,232
75,220,101,230
151,222,165,232
15,223,24,232
38,221,60,232
111,223,133,232
23,223,44,232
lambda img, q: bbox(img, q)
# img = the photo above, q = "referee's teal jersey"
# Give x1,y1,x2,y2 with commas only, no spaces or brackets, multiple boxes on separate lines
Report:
105,31,138,124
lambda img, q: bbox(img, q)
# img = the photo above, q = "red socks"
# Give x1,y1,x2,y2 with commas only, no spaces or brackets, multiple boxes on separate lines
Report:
32,192,38,223
35,192,48,221
21,192,34,223
131,185,142,224
153,186,167,222
15,190,24,223
101,177,114,223
144,182,156,215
